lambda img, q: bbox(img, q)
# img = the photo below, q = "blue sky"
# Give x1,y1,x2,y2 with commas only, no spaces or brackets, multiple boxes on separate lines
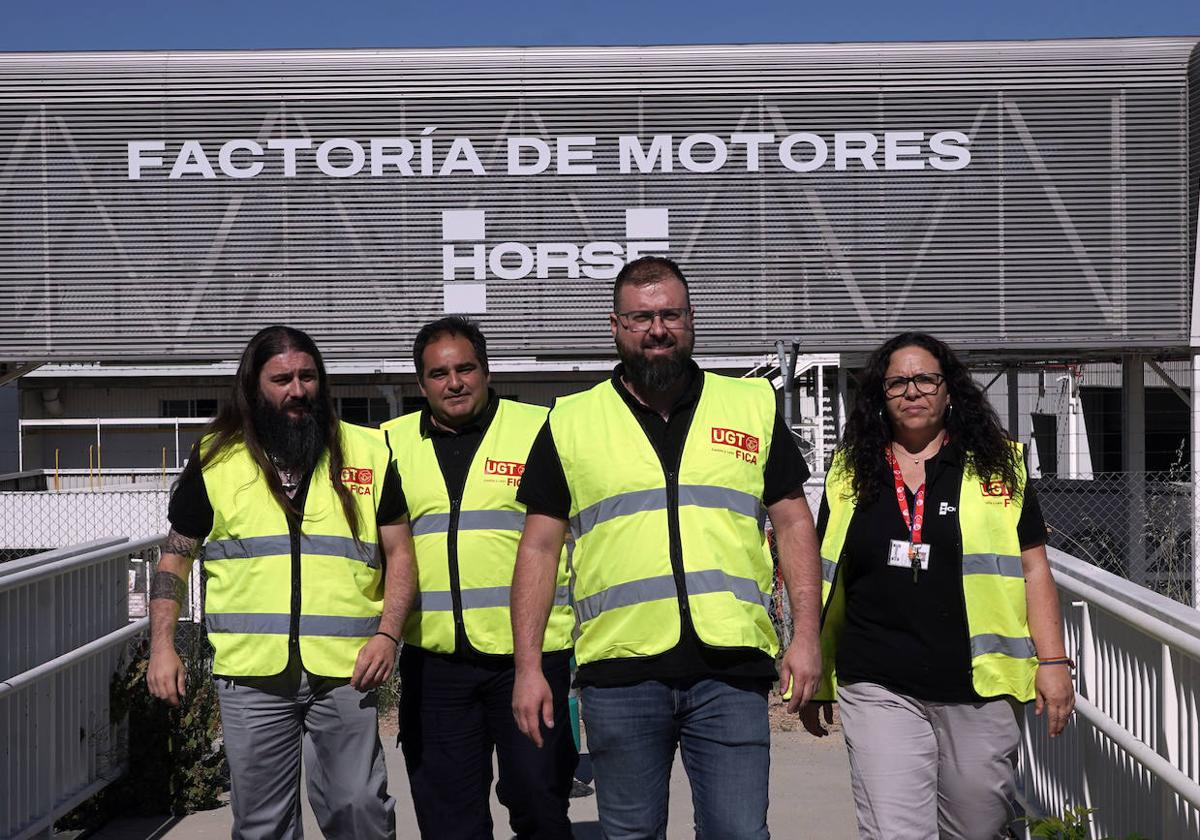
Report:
2,0,1198,52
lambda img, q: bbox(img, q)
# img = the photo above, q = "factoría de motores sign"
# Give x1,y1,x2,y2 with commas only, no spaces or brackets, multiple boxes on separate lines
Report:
126,130,972,180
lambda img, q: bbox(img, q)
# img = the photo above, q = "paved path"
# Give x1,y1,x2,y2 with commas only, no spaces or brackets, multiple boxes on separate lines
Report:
92,727,856,839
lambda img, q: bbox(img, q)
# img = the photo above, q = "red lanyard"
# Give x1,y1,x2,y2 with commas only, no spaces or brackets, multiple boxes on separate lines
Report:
885,433,947,545
885,446,926,545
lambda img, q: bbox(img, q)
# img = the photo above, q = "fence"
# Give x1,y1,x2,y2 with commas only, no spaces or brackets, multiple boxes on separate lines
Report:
1034,471,1193,605
0,489,169,553
1019,546,1200,839
0,537,160,840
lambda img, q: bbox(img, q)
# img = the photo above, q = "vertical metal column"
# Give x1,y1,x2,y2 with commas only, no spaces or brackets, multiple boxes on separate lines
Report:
1123,355,1147,587
1007,367,1020,440
1193,358,1200,608
836,366,849,438
774,339,799,431
1191,193,1200,608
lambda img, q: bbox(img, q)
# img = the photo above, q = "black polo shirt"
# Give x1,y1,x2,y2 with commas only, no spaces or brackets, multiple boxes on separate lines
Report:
517,362,811,688
815,440,1046,702
397,390,573,669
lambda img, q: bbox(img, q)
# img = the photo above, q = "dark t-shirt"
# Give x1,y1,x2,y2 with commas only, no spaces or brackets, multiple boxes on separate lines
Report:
816,441,1046,702
517,362,812,688
168,440,407,540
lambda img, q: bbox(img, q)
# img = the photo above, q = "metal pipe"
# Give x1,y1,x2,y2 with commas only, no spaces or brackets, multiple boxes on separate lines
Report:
1073,695,1200,812
775,340,792,429
0,536,164,595
0,619,148,699
1048,563,1200,663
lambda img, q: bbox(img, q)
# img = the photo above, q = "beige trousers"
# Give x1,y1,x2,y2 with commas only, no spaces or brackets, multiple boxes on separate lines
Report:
837,681,1022,840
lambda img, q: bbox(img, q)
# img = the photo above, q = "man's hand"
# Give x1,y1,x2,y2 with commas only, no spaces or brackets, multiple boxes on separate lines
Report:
351,635,398,692
799,702,835,737
147,648,187,707
778,635,821,713
1035,665,1075,738
512,666,554,748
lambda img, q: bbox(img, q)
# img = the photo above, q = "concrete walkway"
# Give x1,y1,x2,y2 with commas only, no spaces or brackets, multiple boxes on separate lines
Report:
91,726,857,839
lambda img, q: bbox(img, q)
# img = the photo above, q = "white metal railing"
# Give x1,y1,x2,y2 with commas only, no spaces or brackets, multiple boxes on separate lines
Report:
0,536,161,840
1019,547,1200,839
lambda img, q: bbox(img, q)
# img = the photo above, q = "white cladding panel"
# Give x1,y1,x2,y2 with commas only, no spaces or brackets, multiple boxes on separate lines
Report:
0,39,1197,361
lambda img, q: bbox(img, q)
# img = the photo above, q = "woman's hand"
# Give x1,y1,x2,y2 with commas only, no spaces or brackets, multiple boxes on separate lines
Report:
798,702,836,737
1035,664,1075,738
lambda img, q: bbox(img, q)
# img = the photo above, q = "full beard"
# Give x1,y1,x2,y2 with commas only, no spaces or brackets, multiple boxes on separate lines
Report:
618,336,693,393
253,396,327,474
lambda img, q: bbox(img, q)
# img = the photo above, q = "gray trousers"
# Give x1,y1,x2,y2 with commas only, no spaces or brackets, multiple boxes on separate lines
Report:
215,658,395,840
837,681,1021,840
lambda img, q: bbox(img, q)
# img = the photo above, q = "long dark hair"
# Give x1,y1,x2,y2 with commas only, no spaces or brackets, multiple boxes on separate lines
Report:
178,325,361,538
837,332,1021,505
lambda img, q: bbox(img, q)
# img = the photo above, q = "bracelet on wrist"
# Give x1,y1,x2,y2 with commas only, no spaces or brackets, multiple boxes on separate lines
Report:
374,630,400,646
1037,657,1075,669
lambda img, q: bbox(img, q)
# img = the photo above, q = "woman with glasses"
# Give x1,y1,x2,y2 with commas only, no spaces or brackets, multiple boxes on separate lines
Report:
802,332,1074,840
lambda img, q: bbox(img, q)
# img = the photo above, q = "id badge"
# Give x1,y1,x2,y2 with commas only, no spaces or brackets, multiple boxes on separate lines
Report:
888,540,931,570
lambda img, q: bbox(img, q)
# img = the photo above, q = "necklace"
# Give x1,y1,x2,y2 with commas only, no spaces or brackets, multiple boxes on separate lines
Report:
891,431,947,465
270,455,300,492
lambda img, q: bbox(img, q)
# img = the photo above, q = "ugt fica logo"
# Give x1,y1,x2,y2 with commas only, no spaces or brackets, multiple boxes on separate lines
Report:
483,457,526,487
340,467,374,496
711,427,760,464
979,479,1013,507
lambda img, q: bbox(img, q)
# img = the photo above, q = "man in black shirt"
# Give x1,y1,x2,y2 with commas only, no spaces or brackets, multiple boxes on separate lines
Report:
149,325,413,840
383,318,577,840
511,258,822,839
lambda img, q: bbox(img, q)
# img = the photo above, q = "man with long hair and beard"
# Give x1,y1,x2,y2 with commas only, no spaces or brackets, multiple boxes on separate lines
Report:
512,257,824,839
147,325,415,840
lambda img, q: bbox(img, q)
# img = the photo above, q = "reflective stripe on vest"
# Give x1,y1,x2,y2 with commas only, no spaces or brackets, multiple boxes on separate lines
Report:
416,584,573,612
570,485,764,539
201,422,389,678
573,569,772,624
411,509,526,537
815,443,1036,702
383,400,574,655
550,373,779,666
204,534,379,568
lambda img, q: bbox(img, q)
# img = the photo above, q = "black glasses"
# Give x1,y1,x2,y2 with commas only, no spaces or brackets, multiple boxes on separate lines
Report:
883,372,945,397
614,307,693,332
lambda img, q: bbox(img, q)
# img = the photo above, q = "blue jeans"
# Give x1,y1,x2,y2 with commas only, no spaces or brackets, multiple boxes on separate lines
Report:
582,678,771,840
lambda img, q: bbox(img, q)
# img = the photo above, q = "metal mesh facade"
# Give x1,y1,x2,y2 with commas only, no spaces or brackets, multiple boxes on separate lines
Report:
0,38,1197,362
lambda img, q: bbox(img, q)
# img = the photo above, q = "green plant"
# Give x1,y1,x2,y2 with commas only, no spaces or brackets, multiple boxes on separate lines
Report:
57,624,227,830
1023,805,1150,840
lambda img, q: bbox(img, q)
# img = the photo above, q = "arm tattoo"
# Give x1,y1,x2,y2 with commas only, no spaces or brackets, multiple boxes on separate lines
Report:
150,570,187,604
163,529,200,559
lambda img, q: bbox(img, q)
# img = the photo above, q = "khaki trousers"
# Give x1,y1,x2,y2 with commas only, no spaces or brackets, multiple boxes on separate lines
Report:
837,681,1022,840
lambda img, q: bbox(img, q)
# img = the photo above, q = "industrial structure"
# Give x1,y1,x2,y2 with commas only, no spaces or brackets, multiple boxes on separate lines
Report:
0,36,1198,838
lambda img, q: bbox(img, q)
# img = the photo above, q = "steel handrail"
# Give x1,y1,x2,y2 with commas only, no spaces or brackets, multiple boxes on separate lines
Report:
1073,695,1200,811
0,537,129,577
0,534,164,595
1047,548,1200,661
0,618,149,699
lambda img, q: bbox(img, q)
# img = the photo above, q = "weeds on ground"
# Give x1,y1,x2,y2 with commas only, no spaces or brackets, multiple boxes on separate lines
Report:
1024,805,1150,840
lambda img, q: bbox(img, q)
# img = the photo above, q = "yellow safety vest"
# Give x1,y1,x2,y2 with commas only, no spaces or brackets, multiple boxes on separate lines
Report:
815,443,1036,702
382,400,573,655
201,422,390,678
550,373,779,667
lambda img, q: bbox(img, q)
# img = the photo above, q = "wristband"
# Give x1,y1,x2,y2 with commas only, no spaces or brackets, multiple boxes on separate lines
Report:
1037,657,1075,669
374,631,400,646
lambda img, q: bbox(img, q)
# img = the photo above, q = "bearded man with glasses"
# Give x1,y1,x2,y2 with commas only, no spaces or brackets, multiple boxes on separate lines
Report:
511,256,823,839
